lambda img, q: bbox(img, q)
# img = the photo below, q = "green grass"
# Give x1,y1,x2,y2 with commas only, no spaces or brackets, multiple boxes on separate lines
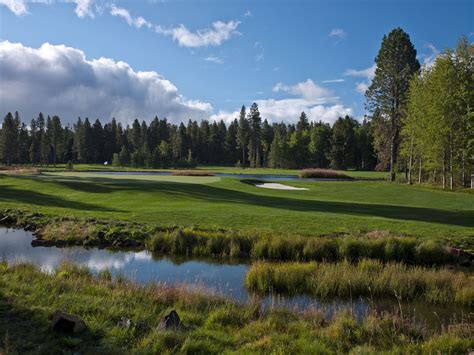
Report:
1,262,472,354
39,163,389,179
245,259,474,305
0,171,473,245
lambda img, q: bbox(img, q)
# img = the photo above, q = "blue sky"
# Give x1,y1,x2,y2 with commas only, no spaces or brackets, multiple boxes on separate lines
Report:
0,0,473,126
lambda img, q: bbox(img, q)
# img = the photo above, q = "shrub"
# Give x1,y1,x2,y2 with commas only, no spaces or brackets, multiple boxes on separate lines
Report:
415,240,453,265
299,168,353,179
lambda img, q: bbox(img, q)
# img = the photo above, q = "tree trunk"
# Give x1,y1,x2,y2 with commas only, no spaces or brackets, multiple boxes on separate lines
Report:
407,136,414,185
442,150,446,190
418,156,422,184
461,151,465,188
449,134,454,191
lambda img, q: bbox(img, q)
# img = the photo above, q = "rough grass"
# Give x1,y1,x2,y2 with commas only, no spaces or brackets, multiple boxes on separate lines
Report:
245,260,474,306
1,262,472,354
299,168,353,179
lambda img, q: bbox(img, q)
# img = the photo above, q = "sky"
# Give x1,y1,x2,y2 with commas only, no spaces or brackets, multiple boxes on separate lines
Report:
0,0,473,127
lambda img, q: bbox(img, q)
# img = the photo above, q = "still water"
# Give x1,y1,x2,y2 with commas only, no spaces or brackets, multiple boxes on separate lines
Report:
1,228,470,328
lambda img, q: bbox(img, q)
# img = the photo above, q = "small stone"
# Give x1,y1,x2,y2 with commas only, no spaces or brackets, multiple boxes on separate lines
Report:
117,316,132,328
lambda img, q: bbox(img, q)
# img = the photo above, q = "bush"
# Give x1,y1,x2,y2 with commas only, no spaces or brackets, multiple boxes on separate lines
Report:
299,168,353,179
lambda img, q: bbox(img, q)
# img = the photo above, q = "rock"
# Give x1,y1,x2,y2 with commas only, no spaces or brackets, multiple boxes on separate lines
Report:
159,310,182,331
117,316,132,328
50,311,86,334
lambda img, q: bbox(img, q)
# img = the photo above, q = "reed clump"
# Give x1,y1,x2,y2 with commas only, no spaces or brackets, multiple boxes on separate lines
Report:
245,259,474,306
299,168,353,179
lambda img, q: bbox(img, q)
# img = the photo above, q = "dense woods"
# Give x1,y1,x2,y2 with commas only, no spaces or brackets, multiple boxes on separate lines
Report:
0,30,472,189
0,109,376,171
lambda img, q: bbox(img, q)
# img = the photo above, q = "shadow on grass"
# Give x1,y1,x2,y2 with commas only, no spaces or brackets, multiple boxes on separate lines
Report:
0,295,102,353
8,174,471,228
0,184,122,212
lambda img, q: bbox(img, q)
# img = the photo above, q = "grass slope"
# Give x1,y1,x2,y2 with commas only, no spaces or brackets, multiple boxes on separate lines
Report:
0,171,473,242
1,262,472,354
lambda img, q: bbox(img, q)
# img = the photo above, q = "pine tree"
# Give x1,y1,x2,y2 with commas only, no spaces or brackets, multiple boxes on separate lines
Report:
237,105,249,167
366,27,420,182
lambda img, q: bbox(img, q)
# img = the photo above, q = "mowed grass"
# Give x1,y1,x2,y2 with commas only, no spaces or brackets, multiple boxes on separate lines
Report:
40,163,389,179
0,171,473,242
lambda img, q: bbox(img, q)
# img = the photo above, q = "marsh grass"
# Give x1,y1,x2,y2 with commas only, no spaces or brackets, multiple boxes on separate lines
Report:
0,262,472,354
245,259,474,306
0,209,463,265
299,168,353,179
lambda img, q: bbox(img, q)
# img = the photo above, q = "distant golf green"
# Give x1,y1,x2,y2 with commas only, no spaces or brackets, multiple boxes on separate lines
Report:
0,170,472,241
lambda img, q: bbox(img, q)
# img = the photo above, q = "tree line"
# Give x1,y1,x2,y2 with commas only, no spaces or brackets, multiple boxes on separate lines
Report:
1,28,472,189
364,28,472,188
0,107,376,171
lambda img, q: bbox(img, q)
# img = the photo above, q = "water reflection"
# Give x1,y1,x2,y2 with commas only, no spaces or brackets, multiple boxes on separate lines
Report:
1,228,470,328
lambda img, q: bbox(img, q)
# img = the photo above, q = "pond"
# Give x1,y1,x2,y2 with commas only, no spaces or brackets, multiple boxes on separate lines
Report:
1,228,470,329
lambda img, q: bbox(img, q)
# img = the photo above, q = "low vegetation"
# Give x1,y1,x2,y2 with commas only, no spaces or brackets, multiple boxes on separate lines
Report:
171,170,215,176
1,262,472,354
245,260,474,306
299,168,353,180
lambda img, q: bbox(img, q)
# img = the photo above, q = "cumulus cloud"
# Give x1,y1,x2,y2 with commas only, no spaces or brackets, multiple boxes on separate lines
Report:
0,41,212,125
156,20,240,48
211,79,352,125
109,4,151,29
329,28,346,39
355,82,369,95
273,79,337,103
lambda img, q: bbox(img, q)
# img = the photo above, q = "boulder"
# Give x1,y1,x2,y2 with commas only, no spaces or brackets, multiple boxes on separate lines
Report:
50,311,86,334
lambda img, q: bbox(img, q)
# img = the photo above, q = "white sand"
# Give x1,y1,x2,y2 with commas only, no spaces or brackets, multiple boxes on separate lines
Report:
255,183,308,190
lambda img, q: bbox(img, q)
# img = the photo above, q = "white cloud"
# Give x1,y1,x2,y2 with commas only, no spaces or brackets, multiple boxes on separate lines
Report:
0,0,28,15
344,64,376,95
422,43,439,68
203,55,224,64
109,4,151,29
156,20,240,48
0,41,212,125
344,64,376,80
355,82,369,95
0,0,94,17
272,79,337,103
329,28,346,39
244,10,252,17
73,0,93,18
211,79,352,125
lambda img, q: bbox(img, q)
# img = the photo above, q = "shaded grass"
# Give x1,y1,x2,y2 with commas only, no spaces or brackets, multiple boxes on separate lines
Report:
245,259,474,306
1,262,472,354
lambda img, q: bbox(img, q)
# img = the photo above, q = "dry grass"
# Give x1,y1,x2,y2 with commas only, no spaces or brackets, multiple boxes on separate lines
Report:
298,168,353,179
0,166,40,175
171,170,215,176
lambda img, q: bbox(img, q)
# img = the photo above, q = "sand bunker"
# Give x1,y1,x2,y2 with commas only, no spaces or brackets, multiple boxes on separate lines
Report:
255,183,308,190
